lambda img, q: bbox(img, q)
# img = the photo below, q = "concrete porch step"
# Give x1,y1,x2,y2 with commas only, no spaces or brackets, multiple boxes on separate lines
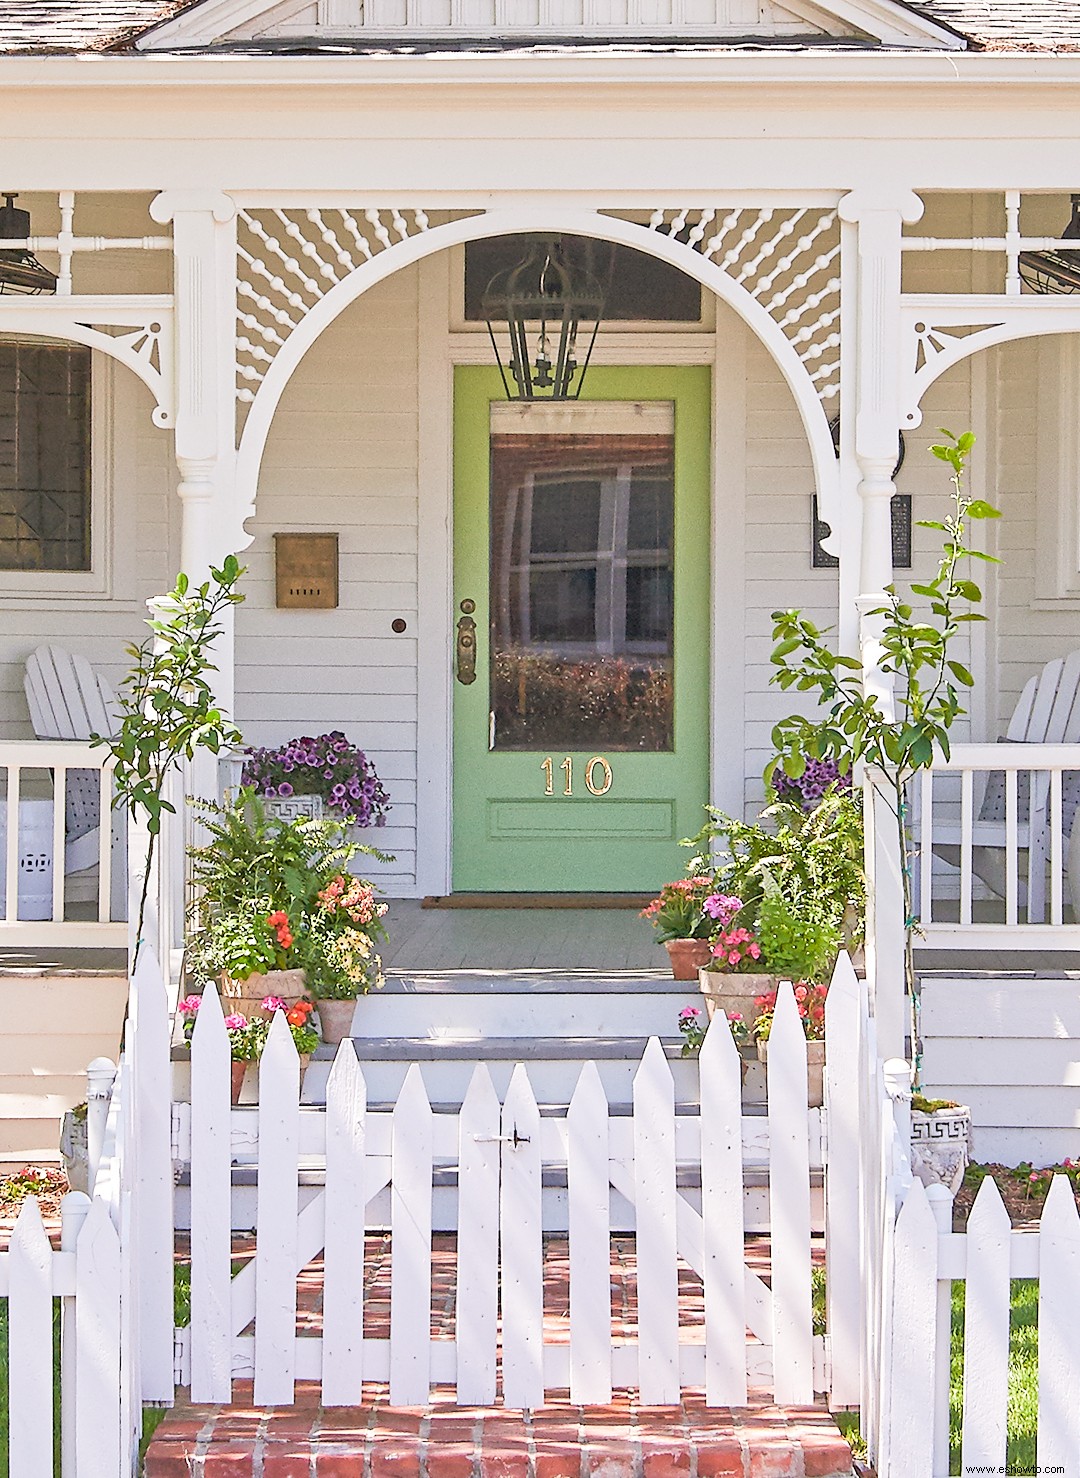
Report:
352,973,700,1042
144,1387,855,1478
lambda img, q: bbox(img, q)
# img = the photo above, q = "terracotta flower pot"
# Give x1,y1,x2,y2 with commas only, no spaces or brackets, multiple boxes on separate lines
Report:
698,969,778,1034
664,938,713,980
317,997,358,1047
222,967,307,1019
756,1036,826,1108
230,1060,248,1104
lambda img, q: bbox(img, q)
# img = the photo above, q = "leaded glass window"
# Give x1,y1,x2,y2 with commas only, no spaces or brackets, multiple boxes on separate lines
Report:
0,342,91,572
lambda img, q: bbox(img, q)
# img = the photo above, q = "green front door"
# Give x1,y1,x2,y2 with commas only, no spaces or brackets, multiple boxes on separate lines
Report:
452,365,711,893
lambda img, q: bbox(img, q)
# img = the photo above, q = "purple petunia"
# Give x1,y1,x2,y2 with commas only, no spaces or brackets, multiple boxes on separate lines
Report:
242,731,391,828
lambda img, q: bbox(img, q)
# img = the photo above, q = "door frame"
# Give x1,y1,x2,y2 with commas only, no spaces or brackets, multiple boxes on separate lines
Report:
413,250,748,897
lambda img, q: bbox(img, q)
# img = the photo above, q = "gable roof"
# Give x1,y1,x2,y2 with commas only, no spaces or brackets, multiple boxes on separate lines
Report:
0,0,1078,55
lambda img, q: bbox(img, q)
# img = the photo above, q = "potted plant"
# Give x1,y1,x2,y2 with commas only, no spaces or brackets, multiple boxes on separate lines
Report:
909,1093,972,1192
688,792,861,1018
178,995,320,1102
241,731,391,829
178,996,268,1103
695,891,778,1025
186,790,391,1023
640,875,715,978
303,873,388,1045
753,981,829,1107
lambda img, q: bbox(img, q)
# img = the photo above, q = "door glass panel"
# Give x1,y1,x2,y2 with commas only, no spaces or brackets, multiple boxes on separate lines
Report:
489,401,675,752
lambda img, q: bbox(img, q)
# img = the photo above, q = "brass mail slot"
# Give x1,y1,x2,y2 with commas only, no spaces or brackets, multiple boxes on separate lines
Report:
274,532,339,609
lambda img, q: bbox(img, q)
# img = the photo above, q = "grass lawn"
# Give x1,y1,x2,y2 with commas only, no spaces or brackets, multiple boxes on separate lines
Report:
833,1279,1039,1474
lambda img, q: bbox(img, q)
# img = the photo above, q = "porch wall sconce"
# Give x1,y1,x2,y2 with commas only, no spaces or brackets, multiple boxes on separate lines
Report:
0,194,57,295
481,236,604,400
1019,194,1080,294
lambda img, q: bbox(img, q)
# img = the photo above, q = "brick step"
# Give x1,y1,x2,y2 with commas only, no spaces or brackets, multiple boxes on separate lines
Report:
144,1387,854,1478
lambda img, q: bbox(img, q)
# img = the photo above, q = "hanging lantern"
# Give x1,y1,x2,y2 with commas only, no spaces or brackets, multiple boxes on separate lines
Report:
481,236,604,400
1019,195,1080,294
0,195,56,295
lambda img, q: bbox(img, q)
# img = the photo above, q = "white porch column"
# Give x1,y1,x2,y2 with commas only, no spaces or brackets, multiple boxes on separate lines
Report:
838,188,923,701
838,190,923,1062
149,190,240,720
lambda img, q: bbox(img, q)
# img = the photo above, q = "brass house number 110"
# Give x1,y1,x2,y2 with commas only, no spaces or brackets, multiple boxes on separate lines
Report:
541,756,614,796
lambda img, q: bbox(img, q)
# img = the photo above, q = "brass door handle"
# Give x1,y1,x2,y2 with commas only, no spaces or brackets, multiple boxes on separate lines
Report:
456,612,477,685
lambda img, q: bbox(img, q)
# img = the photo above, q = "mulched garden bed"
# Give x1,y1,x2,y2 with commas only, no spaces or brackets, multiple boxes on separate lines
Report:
952,1160,1080,1229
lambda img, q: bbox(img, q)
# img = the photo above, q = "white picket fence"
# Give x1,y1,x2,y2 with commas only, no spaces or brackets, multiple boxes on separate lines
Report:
0,946,176,1478
179,970,868,1411
874,1168,1080,1478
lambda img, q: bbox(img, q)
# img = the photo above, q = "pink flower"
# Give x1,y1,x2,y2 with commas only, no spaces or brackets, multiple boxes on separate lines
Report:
1029,1172,1041,1183
224,1014,248,1030
729,1013,743,1022
261,995,287,1012
177,995,201,1018
679,1006,700,1020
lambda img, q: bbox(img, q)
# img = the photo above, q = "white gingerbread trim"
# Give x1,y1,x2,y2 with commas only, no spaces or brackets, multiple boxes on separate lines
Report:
0,296,174,429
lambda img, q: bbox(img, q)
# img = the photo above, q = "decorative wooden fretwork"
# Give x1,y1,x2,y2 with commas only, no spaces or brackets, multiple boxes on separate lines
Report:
235,207,441,404
623,206,842,407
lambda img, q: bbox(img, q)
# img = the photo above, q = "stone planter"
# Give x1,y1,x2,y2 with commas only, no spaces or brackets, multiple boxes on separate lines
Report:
756,1037,826,1108
698,969,777,1034
663,938,713,980
222,967,307,1019
316,997,358,1048
264,794,324,822
60,1110,89,1194
910,1105,972,1193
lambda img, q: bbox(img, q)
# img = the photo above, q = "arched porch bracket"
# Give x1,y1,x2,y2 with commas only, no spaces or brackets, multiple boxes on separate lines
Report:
901,295,1080,428
234,208,840,537
0,296,174,428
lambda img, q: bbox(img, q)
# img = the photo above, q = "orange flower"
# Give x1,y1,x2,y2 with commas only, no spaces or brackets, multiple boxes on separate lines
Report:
286,1008,306,1027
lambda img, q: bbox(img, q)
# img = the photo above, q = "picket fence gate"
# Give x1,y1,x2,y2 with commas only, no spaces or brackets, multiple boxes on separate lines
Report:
180,969,869,1412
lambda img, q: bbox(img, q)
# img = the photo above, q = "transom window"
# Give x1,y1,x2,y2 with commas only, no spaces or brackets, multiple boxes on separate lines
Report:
465,235,702,324
0,341,92,572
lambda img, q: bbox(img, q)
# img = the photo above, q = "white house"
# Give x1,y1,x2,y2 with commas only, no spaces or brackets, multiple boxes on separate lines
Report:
4,9,1080,1476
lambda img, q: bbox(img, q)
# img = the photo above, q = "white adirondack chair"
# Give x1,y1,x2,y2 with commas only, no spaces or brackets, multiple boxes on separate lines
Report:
23,644,124,880
930,649,1080,921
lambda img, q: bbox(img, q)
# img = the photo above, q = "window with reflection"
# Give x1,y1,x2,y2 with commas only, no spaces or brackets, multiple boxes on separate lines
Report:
489,402,675,751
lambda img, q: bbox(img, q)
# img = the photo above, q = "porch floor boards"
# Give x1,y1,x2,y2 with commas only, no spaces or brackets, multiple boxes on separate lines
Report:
151,1234,850,1478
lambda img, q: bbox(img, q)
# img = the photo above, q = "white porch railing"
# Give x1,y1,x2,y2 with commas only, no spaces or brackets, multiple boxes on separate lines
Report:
0,740,127,948
914,742,1080,947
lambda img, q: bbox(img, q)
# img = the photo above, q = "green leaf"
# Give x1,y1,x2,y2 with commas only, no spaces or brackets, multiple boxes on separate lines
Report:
965,499,1001,520
954,580,982,602
917,520,948,532
956,431,976,452
947,660,974,686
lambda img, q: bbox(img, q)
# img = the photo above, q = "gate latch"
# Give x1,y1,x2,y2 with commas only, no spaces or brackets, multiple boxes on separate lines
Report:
472,1128,531,1148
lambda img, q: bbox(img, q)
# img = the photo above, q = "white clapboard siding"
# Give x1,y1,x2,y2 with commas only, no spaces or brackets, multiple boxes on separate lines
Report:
456,1064,501,1405
766,982,813,1406
567,1062,612,1406
500,1064,544,1411
254,1012,301,1405
322,1042,368,1405
390,1064,433,1405
699,1015,748,1408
